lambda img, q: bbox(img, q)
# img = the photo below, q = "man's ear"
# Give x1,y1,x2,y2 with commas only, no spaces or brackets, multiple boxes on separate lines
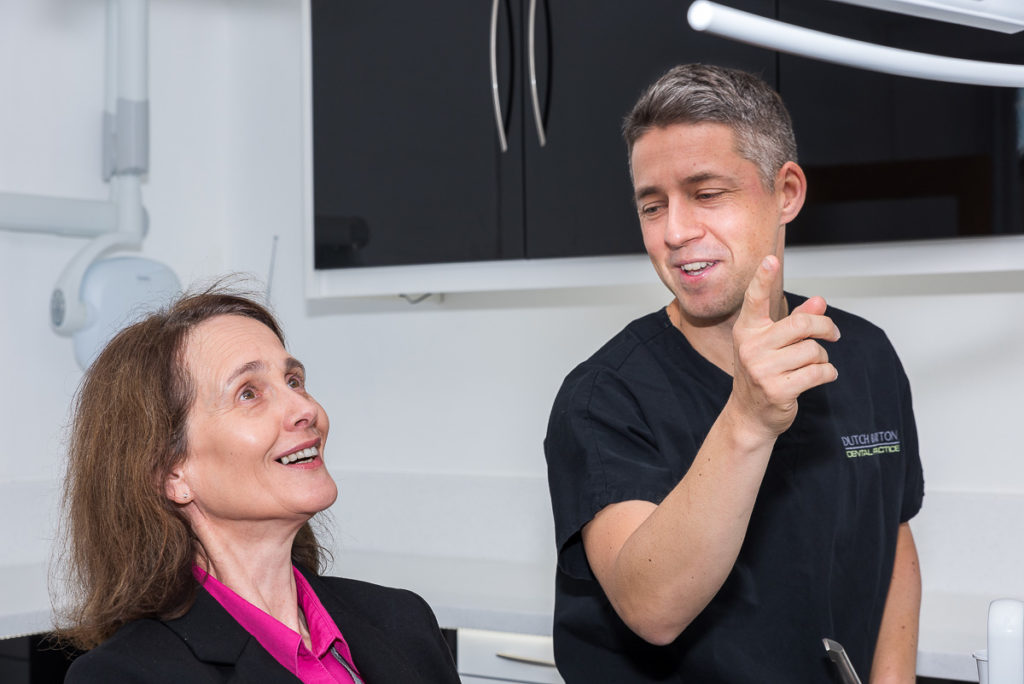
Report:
776,161,807,224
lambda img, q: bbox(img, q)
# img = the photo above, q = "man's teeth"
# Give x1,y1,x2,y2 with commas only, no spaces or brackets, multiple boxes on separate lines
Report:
682,261,713,273
279,446,318,465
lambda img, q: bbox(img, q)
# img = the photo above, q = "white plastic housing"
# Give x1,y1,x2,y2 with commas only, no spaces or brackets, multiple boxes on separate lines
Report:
72,256,181,370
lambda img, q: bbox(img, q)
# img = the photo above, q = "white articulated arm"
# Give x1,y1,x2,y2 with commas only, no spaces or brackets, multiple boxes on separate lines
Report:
0,0,151,338
688,1,1024,88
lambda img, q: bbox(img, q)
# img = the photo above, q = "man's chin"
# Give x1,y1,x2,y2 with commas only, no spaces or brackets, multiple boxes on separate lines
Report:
674,296,740,329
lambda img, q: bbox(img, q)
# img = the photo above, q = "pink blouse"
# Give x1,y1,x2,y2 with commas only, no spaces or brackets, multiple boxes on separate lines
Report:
194,565,363,683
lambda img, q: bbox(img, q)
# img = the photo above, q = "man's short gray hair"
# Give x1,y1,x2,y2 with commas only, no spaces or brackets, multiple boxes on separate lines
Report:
623,63,798,189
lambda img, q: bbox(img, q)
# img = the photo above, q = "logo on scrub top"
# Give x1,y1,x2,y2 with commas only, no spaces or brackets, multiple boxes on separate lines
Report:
841,430,901,458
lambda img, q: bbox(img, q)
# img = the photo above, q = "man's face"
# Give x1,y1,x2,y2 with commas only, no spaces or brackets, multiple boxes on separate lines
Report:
631,122,793,328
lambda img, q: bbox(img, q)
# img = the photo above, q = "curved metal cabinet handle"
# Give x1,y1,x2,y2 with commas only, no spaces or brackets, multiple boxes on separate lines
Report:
495,651,557,668
489,0,509,153
527,0,547,146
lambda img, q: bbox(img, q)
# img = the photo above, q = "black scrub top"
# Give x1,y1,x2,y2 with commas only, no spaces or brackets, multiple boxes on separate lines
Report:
544,294,924,683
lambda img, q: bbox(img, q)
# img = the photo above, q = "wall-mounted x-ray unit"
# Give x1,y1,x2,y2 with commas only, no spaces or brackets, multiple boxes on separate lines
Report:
0,0,179,369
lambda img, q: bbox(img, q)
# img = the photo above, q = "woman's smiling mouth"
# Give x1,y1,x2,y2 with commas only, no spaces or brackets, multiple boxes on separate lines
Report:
277,446,319,465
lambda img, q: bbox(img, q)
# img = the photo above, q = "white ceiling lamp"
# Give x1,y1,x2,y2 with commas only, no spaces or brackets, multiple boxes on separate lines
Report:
687,1,1024,87
830,0,1024,34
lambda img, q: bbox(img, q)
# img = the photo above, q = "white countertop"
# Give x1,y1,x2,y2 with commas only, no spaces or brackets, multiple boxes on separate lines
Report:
1,555,996,682
918,591,990,682
335,551,557,636
339,551,994,683
0,562,54,640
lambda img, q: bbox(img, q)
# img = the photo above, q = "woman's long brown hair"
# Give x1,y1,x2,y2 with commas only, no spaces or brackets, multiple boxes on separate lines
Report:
54,288,326,650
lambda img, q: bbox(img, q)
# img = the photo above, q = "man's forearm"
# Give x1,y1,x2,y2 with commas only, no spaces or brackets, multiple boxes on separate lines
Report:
583,396,778,645
869,523,921,683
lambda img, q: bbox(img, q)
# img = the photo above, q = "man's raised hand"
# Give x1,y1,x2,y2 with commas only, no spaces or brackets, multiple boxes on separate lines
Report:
730,255,840,439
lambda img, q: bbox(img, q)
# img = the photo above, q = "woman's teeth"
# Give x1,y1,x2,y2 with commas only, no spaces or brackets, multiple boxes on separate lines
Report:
279,446,318,465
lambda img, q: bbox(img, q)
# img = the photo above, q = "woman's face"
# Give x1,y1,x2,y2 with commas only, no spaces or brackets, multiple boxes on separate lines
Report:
166,314,337,537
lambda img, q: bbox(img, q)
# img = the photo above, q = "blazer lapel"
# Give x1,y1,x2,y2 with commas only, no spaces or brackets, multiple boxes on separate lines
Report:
164,587,302,684
304,572,432,683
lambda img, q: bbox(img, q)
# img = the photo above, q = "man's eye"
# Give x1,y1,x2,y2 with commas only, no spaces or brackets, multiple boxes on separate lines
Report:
287,376,303,389
239,388,256,401
640,203,663,216
696,191,723,201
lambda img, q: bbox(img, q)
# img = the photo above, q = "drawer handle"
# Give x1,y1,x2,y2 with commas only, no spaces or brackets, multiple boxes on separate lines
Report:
496,651,557,668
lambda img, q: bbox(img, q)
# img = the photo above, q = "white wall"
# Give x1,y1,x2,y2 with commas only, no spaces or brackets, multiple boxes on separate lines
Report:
1,0,1022,637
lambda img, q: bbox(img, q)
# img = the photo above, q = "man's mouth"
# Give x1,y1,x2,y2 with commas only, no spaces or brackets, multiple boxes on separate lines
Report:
680,261,715,276
277,446,319,465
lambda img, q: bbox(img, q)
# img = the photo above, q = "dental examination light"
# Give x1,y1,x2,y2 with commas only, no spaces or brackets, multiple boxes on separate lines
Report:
0,0,179,368
687,1,1024,88
830,0,1024,34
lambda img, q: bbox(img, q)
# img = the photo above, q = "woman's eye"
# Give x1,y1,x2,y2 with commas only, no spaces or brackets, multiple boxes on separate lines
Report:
239,388,256,401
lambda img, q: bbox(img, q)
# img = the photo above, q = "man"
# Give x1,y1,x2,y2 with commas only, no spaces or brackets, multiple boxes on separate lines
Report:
544,64,923,682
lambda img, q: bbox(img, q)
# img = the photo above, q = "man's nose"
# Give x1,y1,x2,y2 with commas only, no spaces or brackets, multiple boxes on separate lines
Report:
664,203,705,247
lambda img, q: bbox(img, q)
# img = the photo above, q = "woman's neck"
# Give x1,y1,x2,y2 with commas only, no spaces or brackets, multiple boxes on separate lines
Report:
194,522,306,638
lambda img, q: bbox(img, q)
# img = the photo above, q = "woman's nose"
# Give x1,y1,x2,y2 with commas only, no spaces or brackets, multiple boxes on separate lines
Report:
285,388,318,428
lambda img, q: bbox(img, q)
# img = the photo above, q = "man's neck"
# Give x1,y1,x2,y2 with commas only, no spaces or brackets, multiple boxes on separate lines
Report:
668,294,789,376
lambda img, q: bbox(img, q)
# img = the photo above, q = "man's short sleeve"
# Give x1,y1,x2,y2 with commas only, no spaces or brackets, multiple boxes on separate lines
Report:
544,367,693,580
894,351,925,523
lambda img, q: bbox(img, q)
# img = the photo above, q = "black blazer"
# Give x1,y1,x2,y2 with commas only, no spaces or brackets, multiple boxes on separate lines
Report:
65,571,461,683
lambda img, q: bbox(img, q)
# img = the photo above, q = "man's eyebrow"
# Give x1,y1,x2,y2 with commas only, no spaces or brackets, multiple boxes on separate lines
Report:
634,184,660,203
634,172,732,204
285,357,305,375
684,171,727,185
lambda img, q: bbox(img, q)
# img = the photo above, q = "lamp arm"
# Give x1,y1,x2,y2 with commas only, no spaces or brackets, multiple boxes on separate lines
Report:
688,1,1024,88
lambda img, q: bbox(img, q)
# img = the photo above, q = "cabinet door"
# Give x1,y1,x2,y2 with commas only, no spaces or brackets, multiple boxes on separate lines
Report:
777,0,1021,245
311,1,525,268
458,628,563,683
522,0,777,259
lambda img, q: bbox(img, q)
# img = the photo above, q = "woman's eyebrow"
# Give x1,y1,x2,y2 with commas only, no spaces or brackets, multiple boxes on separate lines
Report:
222,357,305,392
224,360,265,389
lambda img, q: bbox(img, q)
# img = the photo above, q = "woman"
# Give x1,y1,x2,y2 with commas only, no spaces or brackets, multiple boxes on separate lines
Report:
57,288,460,683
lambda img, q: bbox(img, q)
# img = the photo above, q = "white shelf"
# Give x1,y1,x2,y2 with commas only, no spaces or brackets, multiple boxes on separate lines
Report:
304,234,1024,301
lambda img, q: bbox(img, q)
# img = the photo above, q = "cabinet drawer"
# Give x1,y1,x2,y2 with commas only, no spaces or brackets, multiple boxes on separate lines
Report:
457,628,564,684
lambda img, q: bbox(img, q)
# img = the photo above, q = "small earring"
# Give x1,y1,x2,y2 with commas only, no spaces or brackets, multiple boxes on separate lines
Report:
180,491,190,501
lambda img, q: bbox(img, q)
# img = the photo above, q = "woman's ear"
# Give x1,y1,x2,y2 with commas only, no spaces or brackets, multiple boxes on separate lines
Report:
776,160,807,224
164,467,192,504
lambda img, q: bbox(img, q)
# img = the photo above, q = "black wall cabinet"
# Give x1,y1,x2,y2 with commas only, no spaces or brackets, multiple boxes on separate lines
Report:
312,1,1023,270
311,0,774,269
778,0,1022,247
